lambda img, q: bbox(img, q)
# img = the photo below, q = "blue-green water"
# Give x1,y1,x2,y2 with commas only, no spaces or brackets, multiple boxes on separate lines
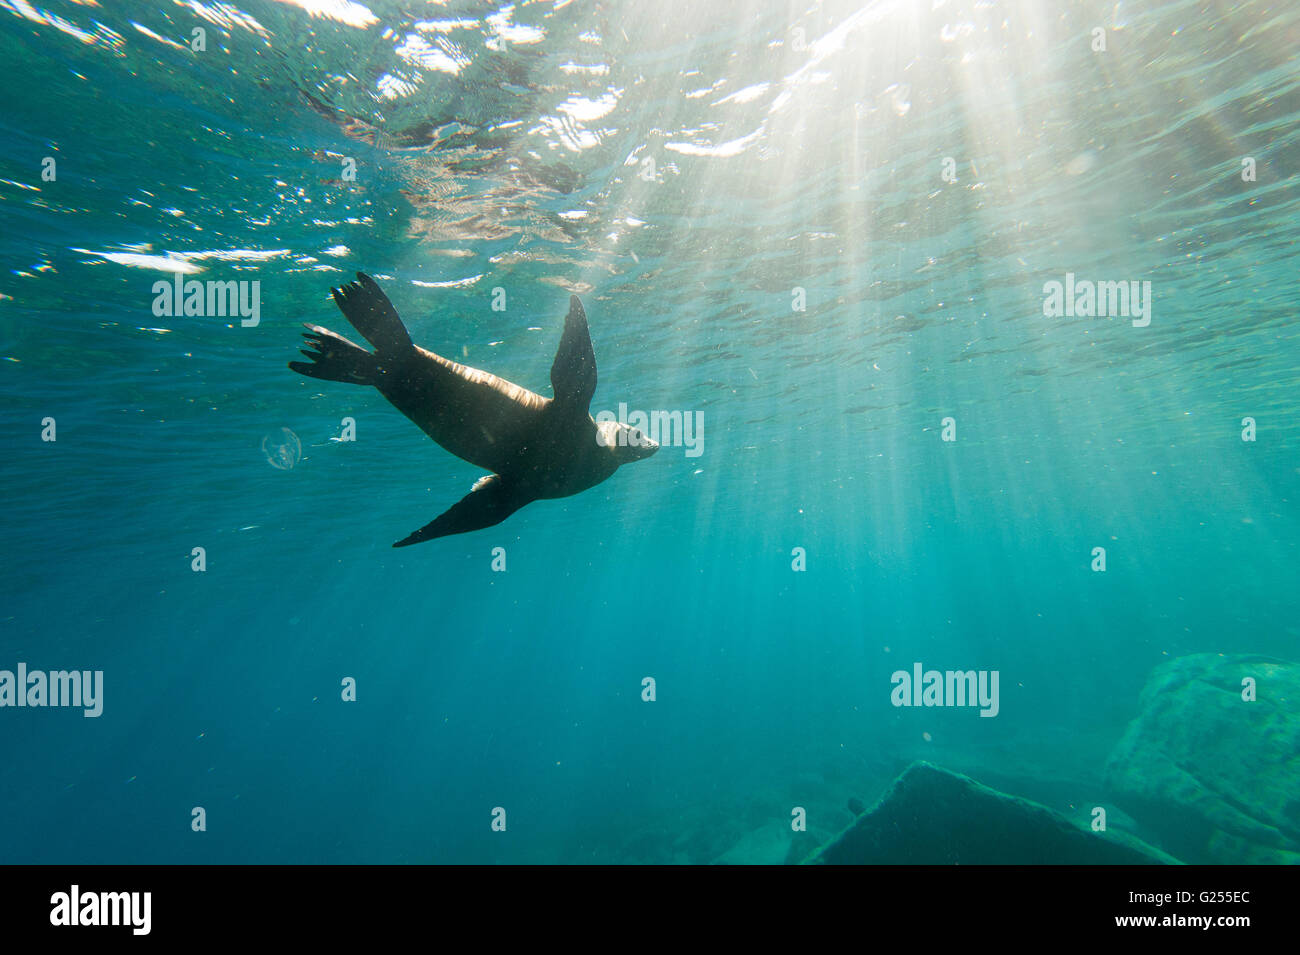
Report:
1,0,1297,864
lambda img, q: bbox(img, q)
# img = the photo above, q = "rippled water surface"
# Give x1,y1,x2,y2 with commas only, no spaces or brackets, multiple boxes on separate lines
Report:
1,0,1297,863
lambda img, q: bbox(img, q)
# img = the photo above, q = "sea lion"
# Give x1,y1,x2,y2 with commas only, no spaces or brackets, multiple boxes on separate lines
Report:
288,273,658,546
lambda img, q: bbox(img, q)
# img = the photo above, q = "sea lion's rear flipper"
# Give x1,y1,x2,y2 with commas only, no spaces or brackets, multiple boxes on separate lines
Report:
392,475,533,547
289,324,380,384
550,295,597,411
331,272,413,354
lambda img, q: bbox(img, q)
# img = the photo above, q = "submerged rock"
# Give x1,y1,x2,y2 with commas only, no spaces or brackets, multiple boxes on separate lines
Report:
1104,653,1300,864
712,820,797,866
809,762,1176,864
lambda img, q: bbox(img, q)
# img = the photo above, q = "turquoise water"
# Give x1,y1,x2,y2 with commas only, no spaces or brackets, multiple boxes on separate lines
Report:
1,0,1297,863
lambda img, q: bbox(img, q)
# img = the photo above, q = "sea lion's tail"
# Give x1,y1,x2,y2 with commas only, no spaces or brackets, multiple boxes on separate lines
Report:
330,272,413,355
288,324,381,385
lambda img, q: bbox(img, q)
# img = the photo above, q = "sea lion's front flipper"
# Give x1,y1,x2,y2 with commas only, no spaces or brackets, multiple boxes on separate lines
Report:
549,295,597,411
392,475,533,547
331,272,413,354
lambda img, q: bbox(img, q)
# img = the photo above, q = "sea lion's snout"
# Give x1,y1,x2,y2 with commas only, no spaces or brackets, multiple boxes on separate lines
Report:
625,427,659,461
603,421,659,463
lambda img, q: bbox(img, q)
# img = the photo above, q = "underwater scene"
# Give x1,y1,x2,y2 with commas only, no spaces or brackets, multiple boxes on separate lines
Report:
1,0,1297,866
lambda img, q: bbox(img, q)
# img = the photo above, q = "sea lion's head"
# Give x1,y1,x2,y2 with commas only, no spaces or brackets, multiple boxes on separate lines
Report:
597,420,660,464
